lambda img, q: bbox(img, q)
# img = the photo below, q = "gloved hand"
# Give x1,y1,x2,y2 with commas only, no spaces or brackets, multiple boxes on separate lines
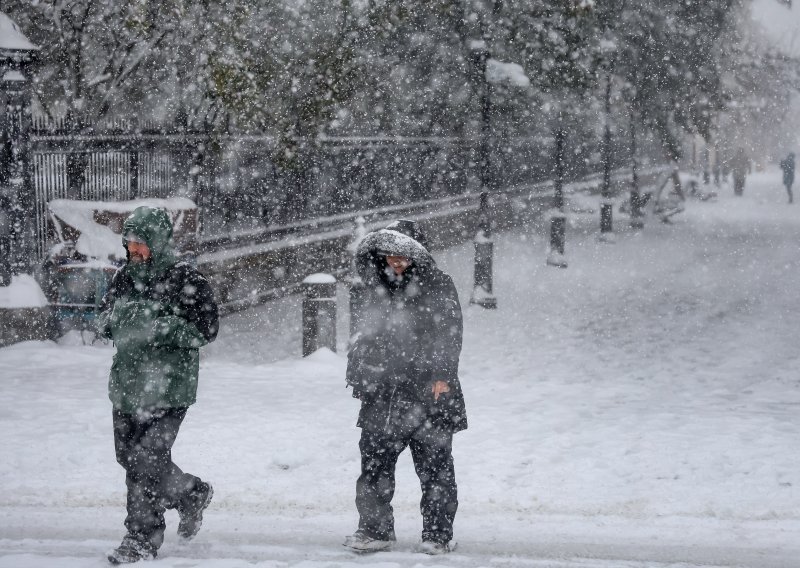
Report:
109,299,160,348
151,315,207,349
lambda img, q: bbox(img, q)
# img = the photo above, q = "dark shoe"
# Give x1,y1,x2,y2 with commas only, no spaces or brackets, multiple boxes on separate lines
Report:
418,540,453,555
177,481,214,541
107,534,157,564
343,529,394,552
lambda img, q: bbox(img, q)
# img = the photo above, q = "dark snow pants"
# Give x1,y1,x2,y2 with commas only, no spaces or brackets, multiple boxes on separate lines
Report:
356,427,458,544
113,408,202,547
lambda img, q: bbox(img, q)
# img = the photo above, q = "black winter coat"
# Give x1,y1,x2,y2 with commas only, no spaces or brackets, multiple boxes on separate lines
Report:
346,228,467,435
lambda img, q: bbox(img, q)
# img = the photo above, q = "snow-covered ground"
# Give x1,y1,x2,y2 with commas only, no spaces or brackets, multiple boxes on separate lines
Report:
1,169,799,567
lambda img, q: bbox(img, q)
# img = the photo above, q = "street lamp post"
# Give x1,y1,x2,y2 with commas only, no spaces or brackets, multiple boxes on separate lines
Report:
470,191,497,308
469,40,493,196
599,71,615,243
547,122,568,268
468,40,498,308
629,109,644,229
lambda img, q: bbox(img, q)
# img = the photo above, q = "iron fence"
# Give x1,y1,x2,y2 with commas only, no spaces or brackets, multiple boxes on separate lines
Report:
25,120,638,260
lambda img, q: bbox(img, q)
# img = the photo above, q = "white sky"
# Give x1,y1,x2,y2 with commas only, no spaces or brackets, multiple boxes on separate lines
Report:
751,0,800,53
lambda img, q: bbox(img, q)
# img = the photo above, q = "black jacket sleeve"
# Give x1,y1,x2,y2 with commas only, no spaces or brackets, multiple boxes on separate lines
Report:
96,268,125,339
428,270,463,383
173,264,219,343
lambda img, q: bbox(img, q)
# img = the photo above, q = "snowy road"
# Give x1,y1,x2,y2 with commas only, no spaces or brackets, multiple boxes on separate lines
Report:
1,169,799,567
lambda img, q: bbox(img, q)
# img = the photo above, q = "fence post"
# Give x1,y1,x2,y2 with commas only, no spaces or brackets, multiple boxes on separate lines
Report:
302,273,337,356
348,216,367,341
170,107,192,200
204,127,223,230
129,149,139,199
64,111,84,200
469,192,497,309
194,121,214,232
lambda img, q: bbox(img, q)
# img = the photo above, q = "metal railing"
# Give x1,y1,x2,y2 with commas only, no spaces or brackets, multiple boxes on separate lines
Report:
26,123,639,261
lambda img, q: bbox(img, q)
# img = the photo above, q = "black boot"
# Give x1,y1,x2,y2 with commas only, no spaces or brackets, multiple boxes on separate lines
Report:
107,534,157,564
177,481,214,540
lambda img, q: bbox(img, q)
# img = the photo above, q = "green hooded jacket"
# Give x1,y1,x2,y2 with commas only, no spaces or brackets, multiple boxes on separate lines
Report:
98,206,219,414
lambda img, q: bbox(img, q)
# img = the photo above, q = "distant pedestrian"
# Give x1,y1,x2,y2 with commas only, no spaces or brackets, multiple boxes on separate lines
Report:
780,152,795,204
731,147,749,196
98,206,219,564
344,220,466,556
720,151,730,183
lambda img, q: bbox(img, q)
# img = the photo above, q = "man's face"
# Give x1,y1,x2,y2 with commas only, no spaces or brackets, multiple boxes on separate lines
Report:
386,255,412,276
128,241,151,263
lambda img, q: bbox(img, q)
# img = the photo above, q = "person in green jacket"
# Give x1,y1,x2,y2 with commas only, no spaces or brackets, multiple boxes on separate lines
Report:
98,206,219,565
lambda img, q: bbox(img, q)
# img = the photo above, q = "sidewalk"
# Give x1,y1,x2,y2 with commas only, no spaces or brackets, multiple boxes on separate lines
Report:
1,169,798,567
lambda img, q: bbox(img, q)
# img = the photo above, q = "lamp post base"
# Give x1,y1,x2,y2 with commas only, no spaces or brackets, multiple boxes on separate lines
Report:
598,231,617,244
469,286,497,309
546,251,568,269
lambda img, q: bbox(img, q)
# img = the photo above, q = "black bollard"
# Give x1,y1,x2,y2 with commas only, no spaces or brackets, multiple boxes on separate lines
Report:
469,192,497,309
598,143,616,243
547,125,568,268
629,190,645,230
302,273,337,356
599,198,616,243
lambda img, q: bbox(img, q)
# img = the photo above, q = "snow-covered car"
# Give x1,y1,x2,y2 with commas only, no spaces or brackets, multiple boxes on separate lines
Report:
41,198,198,334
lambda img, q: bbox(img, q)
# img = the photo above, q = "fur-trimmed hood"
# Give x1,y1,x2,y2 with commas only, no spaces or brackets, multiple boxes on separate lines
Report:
355,227,435,285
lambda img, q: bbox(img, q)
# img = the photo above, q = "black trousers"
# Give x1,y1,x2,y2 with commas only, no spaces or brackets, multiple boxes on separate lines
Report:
356,427,458,543
113,408,201,547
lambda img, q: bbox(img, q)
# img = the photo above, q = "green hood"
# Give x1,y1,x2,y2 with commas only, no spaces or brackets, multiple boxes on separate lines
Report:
122,206,177,280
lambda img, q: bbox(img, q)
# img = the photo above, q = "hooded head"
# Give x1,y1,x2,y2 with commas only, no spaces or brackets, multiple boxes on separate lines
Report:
355,220,434,285
122,207,176,276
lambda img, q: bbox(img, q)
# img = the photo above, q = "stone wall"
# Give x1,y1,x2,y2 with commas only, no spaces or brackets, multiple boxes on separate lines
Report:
0,306,57,347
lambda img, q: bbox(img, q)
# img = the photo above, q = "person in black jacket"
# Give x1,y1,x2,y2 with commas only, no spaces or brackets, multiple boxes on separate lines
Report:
343,220,466,555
